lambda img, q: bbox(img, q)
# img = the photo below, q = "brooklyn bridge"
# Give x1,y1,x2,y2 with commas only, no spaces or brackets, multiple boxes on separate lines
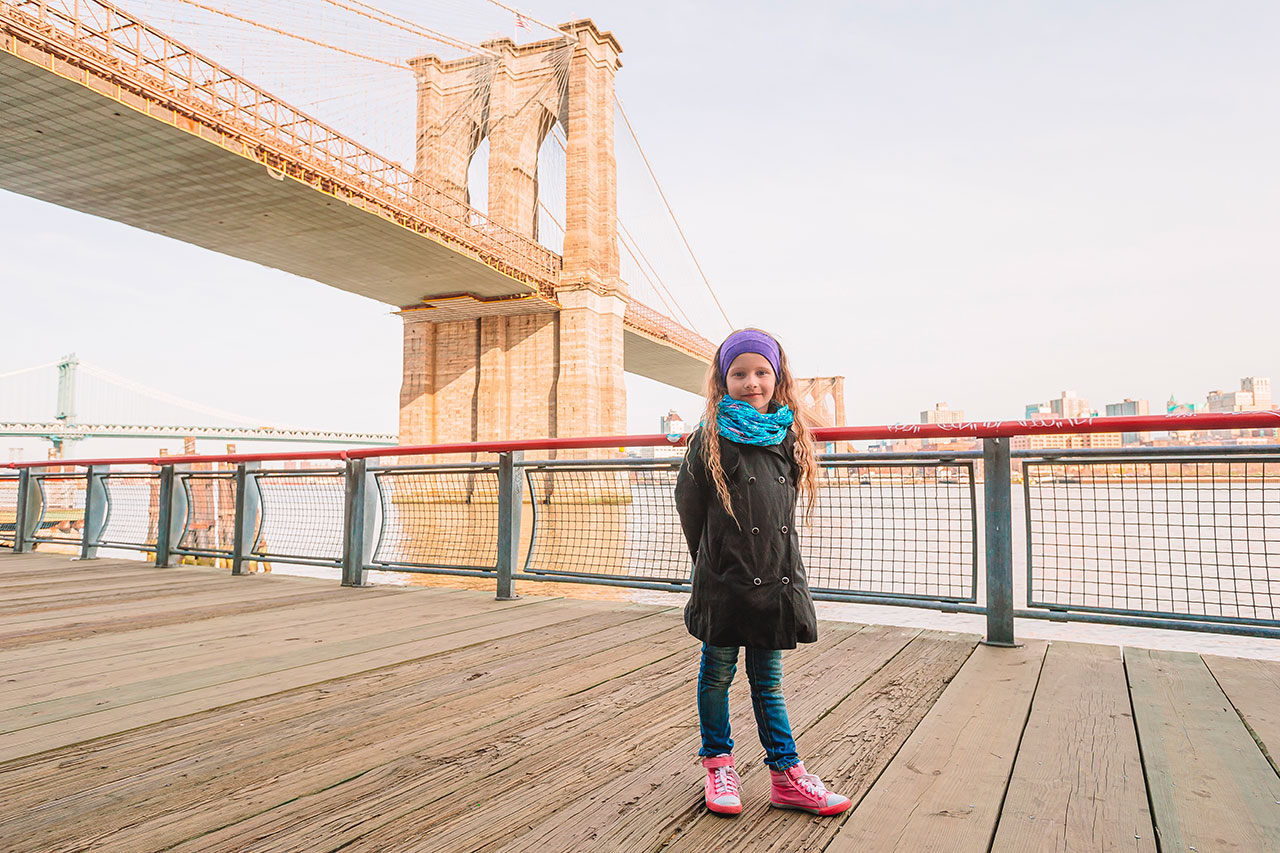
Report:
0,0,848,444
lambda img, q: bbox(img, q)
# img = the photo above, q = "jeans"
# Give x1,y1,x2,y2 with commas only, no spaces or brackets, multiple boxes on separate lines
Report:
696,644,799,771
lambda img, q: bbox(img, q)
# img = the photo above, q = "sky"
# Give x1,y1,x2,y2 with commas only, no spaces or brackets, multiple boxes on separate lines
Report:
2,0,1278,460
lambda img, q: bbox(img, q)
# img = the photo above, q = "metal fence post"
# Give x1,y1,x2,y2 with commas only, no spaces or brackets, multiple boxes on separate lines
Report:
495,450,523,601
231,462,261,575
80,465,109,560
13,469,35,553
982,438,1016,646
342,458,378,587
154,464,189,568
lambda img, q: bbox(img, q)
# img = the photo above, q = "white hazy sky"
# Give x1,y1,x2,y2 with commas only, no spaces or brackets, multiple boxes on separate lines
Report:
2,0,1278,460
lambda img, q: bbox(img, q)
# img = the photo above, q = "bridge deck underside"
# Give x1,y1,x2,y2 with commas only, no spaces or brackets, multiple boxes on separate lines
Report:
0,47,709,392
2,553,1278,850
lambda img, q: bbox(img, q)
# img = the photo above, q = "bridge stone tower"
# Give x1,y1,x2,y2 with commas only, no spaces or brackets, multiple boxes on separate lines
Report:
399,20,626,445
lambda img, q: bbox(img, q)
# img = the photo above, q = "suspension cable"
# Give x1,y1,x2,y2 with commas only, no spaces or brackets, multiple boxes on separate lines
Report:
614,93,733,332
317,0,498,57
167,0,410,71
0,360,60,381
479,0,574,41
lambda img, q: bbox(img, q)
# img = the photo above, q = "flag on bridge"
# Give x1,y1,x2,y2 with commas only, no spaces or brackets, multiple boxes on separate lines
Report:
515,12,531,33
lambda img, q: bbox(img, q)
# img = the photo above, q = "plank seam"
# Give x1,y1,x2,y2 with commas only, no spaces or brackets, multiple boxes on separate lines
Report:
816,637,983,853
1123,650,1163,851
982,641,1049,853
1204,658,1280,780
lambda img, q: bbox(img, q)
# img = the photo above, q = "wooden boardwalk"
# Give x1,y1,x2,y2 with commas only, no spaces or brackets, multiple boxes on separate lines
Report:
1,553,1278,852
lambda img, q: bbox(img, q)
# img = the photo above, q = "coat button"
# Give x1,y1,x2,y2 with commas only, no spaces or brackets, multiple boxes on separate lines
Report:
751,527,760,535
781,525,788,534
782,576,791,585
748,476,756,484
778,476,786,484
753,577,762,586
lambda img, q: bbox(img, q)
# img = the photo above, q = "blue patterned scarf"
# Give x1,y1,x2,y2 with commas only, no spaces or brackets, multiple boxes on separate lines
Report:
715,396,793,446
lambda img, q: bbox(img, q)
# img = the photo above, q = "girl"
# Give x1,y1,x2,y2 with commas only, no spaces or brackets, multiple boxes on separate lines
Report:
675,328,852,818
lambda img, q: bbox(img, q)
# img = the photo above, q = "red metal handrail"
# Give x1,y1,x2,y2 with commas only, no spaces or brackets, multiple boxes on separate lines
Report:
4,411,1277,470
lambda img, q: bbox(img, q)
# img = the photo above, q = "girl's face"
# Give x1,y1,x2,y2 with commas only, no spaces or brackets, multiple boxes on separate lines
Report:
725,352,776,413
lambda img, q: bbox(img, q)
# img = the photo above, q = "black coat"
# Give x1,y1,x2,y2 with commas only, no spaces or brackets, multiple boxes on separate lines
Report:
675,428,819,650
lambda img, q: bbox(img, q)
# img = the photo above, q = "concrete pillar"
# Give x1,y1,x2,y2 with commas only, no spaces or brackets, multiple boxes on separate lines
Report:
400,310,559,446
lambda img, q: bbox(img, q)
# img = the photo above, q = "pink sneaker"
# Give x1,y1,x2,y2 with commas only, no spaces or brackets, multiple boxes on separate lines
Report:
701,754,742,815
769,762,851,816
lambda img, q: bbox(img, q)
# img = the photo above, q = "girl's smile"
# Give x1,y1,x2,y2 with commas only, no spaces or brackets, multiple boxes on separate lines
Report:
725,353,776,413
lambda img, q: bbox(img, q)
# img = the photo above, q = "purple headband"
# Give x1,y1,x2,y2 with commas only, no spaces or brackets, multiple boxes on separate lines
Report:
718,330,781,381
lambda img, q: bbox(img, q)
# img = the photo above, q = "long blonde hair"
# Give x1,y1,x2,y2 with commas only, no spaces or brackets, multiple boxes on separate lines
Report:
698,330,819,524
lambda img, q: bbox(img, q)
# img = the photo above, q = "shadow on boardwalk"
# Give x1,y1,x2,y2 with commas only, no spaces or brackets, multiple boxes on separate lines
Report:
1,553,1278,851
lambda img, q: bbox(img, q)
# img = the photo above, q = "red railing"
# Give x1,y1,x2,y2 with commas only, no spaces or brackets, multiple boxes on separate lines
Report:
5,411,1277,470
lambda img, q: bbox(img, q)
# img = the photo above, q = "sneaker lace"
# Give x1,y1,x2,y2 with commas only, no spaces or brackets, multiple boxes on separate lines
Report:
712,766,740,796
795,772,827,798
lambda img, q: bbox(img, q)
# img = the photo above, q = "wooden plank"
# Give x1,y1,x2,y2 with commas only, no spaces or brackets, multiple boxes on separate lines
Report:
0,586,469,672
0,608,686,852
826,641,1048,853
1204,654,1280,776
162,624,845,853
543,630,978,853
0,592,567,731
0,587,378,650
0,576,342,628
0,594,592,761
0,575,232,605
1125,647,1280,850
334,625,874,853
0,589,463,705
991,642,1155,852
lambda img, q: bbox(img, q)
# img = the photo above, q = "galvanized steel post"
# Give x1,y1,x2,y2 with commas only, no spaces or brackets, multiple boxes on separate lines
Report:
231,462,261,575
982,438,1016,646
12,469,35,553
154,465,188,568
80,465,110,560
495,451,524,601
342,458,378,587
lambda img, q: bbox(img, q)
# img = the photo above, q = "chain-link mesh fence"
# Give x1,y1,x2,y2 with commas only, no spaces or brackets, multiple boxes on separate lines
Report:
32,473,86,546
99,473,161,550
176,472,236,558
253,470,345,565
523,462,687,583
803,461,977,602
372,467,499,571
1025,456,1280,625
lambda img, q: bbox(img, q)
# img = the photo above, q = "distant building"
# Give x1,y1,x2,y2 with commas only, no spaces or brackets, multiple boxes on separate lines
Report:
1167,394,1196,415
1011,431,1121,452
1105,399,1149,418
659,409,686,435
656,409,687,458
1242,377,1272,411
921,402,965,425
1206,389,1254,412
1050,390,1090,419
1105,398,1150,445
1024,392,1089,420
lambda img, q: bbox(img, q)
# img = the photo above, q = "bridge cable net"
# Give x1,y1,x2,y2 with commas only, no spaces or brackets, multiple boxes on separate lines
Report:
92,0,722,344
112,0,571,200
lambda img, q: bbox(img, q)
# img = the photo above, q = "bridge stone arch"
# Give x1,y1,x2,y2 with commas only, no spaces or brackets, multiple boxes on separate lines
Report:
401,20,627,446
